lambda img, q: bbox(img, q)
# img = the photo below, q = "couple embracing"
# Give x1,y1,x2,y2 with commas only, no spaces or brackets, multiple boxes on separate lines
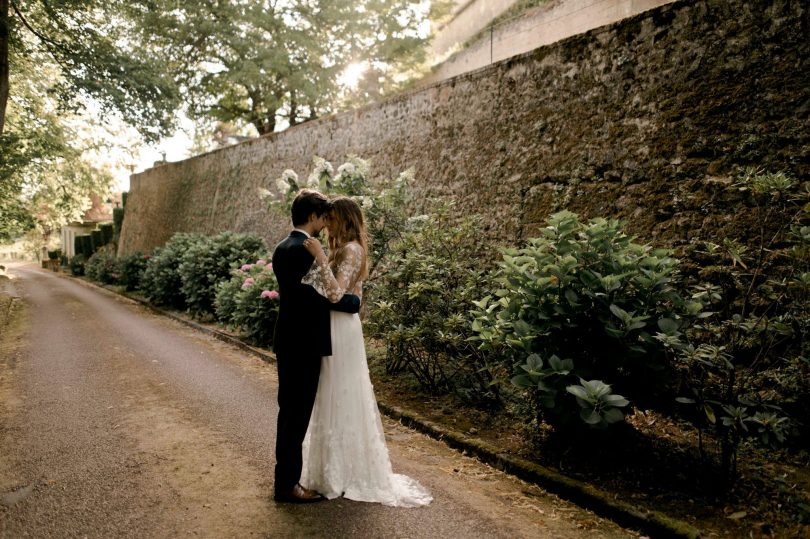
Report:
271,189,431,507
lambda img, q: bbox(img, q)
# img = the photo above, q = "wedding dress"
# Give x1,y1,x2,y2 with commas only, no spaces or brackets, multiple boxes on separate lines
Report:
300,241,432,507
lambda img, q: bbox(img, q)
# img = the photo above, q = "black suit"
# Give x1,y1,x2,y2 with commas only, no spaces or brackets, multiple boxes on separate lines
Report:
271,230,360,494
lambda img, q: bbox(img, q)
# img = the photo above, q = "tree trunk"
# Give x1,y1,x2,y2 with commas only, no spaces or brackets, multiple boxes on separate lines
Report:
0,0,10,136
252,114,276,136
289,90,298,127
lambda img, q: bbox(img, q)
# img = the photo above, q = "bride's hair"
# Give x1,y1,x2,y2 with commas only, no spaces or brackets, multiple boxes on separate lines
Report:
327,196,369,281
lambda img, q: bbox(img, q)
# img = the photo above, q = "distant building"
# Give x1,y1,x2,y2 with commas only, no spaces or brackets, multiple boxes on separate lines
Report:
60,193,122,258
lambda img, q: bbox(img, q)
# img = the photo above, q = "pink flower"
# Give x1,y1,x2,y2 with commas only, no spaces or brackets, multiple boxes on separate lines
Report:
241,277,255,289
261,290,280,300
255,259,267,266
240,263,253,271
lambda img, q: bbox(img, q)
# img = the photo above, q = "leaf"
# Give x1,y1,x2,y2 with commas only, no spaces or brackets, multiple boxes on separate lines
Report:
566,385,589,400
676,397,696,404
511,375,534,388
581,409,603,425
609,304,629,321
526,353,544,371
657,317,679,333
604,394,630,407
727,511,747,520
603,408,625,424
704,403,717,424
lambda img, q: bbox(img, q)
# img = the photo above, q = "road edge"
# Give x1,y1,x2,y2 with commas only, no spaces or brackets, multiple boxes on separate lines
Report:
53,269,702,539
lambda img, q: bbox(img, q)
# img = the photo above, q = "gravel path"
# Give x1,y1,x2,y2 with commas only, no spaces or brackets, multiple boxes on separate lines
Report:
0,265,637,538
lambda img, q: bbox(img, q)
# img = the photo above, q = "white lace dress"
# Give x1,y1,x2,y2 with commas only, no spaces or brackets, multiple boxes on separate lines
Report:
300,242,432,507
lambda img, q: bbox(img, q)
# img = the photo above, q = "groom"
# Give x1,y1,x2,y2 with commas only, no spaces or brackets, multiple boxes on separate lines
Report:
271,189,361,503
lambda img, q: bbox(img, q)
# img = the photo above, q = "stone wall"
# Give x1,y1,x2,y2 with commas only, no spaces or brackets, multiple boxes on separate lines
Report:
119,0,809,257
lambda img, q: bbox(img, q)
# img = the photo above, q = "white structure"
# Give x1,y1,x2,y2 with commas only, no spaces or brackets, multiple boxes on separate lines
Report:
425,0,676,86
61,223,99,258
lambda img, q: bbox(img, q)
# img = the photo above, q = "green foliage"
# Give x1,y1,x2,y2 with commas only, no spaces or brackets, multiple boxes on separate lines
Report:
139,1,448,135
5,1,179,141
85,246,118,284
178,231,267,319
2,6,157,241
116,252,149,292
141,233,206,309
567,379,630,429
366,205,500,401
674,170,808,484
472,210,705,428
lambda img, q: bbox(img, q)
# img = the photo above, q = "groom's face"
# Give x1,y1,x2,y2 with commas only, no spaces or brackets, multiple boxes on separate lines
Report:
310,213,327,237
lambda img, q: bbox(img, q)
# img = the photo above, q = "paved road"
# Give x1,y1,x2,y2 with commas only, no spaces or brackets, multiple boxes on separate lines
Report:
0,265,635,538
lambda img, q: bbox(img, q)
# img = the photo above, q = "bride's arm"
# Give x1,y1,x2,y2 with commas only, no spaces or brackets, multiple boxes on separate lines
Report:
303,239,362,303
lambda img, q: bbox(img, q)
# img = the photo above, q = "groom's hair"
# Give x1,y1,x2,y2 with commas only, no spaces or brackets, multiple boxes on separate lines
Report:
291,189,331,226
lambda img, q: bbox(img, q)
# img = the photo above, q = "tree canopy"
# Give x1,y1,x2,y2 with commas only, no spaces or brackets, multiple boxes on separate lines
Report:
138,0,448,135
0,1,448,242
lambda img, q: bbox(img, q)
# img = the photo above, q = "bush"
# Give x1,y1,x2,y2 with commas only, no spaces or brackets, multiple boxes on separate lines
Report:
472,210,707,429
672,170,808,483
69,254,87,276
141,233,206,309
116,252,149,291
366,205,501,402
178,231,267,319
85,246,119,284
227,260,280,345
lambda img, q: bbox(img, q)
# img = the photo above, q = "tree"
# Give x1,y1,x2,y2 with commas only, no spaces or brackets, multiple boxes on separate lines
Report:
0,0,180,139
138,0,449,135
0,42,113,241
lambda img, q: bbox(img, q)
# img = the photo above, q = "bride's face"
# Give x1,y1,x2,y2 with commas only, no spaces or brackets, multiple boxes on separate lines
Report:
325,214,337,233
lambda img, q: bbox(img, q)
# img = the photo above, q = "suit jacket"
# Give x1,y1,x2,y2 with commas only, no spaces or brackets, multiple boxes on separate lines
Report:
271,231,360,357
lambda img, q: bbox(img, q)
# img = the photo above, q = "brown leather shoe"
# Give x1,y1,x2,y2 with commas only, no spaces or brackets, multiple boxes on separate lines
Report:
273,483,326,504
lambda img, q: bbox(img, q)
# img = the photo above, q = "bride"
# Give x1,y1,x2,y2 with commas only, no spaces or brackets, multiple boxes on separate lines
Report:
300,196,432,508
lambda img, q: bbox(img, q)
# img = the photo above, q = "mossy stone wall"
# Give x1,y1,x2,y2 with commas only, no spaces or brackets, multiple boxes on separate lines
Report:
119,0,809,256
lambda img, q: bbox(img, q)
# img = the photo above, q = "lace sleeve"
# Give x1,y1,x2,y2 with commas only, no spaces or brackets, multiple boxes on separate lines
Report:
302,242,364,303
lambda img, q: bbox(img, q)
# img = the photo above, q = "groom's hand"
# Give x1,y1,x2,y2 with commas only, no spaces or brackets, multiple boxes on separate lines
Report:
331,293,361,314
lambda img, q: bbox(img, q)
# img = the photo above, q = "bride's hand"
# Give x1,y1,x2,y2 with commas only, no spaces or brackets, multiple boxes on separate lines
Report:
303,238,328,264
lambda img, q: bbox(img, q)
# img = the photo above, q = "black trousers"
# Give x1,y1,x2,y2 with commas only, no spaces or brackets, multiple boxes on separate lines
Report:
274,350,321,493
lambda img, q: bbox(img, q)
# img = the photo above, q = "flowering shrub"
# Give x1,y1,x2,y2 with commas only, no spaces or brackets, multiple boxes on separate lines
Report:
215,259,280,345
178,231,266,319
262,155,413,277
472,210,708,429
141,233,206,309
366,204,501,402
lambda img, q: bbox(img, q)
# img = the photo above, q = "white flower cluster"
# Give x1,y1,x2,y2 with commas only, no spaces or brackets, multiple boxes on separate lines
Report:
276,169,299,194
307,157,334,188
354,196,374,210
